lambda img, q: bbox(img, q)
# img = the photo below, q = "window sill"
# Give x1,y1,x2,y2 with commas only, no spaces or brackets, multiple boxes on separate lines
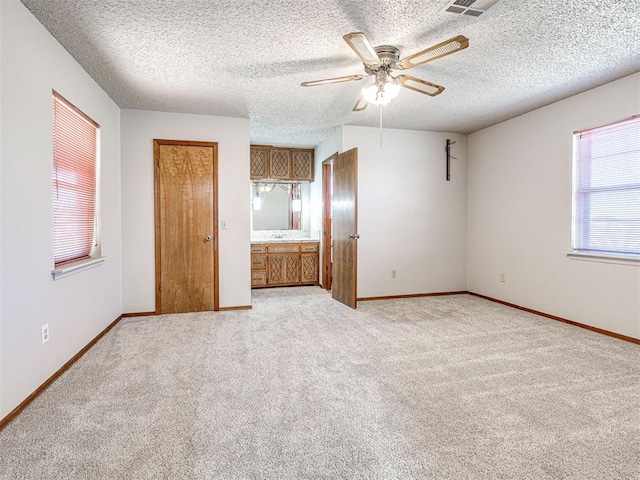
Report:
567,252,640,267
52,257,105,280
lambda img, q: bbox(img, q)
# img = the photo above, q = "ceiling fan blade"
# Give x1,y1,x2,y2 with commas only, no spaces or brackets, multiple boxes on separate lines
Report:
396,75,445,97
352,95,368,112
301,74,364,87
343,32,381,66
398,35,469,69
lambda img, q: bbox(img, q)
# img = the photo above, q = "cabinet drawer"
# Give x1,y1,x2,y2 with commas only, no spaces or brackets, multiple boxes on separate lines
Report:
251,271,267,286
251,245,266,254
268,244,299,254
251,254,266,270
300,243,318,252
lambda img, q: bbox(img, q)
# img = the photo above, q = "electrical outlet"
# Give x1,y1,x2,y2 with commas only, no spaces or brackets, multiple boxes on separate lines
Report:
41,324,49,344
499,273,506,283
391,270,397,279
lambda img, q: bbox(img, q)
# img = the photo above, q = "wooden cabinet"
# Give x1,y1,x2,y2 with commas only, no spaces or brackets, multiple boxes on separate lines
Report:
300,243,319,284
269,149,292,180
251,242,319,288
291,150,314,181
250,244,267,287
301,253,319,283
250,146,270,179
268,253,299,285
250,145,314,182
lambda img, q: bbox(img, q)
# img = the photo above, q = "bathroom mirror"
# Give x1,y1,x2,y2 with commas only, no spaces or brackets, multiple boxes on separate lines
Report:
251,182,305,231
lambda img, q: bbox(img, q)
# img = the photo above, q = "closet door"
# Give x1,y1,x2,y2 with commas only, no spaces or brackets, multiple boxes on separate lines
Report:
154,139,219,313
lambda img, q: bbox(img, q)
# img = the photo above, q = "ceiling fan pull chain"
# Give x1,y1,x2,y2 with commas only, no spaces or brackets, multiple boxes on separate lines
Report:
379,105,383,148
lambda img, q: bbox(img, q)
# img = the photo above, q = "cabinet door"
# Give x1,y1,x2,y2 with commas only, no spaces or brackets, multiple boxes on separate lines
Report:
269,149,291,180
268,253,300,285
291,150,314,181
301,253,318,283
250,147,270,180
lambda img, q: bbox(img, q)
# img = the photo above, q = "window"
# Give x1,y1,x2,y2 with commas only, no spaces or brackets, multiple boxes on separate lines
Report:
572,115,640,258
52,91,100,268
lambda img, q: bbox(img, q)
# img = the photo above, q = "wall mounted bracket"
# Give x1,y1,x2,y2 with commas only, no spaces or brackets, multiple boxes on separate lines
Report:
445,139,457,181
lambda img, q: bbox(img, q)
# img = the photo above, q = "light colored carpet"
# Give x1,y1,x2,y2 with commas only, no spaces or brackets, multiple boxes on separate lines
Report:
1,288,638,479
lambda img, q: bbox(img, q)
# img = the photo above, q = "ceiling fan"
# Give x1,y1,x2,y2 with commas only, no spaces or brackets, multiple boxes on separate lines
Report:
301,32,469,111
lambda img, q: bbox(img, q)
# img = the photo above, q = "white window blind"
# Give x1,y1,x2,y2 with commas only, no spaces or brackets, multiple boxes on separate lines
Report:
52,92,99,267
572,115,640,257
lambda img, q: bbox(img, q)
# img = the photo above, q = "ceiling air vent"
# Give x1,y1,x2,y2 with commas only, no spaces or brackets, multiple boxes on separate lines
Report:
444,0,500,16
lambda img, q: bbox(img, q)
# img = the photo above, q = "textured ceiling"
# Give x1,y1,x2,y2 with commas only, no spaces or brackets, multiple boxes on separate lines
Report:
20,0,640,147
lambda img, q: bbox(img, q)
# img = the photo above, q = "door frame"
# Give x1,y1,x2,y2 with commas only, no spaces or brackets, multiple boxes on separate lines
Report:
153,139,220,314
321,153,336,290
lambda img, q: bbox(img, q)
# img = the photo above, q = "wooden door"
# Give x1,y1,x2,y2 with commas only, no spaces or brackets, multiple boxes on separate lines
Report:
332,148,358,308
154,140,219,313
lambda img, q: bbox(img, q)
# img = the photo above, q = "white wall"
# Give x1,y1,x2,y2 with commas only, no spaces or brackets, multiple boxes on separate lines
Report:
300,182,312,232
0,0,5,415
121,110,251,312
0,0,122,417
342,126,468,298
468,73,640,339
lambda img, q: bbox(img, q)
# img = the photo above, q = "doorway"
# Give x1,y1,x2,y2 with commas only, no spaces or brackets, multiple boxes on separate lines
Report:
154,139,219,313
321,155,335,290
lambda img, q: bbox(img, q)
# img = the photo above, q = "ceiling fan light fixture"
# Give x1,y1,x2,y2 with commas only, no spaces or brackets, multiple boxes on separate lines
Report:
362,76,401,106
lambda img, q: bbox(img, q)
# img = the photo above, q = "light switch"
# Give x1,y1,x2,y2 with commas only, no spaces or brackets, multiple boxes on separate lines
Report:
221,220,228,229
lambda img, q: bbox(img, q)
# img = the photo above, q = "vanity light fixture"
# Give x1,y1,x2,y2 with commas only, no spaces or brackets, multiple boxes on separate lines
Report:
292,194,302,213
257,182,276,193
252,191,262,210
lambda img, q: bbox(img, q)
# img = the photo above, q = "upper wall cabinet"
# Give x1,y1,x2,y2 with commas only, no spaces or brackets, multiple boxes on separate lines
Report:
291,150,314,181
270,148,291,180
250,146,270,179
250,145,314,182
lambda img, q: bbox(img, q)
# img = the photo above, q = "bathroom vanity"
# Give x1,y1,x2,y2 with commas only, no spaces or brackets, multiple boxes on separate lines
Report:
250,239,319,288
250,143,318,288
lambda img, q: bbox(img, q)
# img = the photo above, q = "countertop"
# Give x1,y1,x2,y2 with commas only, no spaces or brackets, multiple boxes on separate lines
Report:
251,238,320,244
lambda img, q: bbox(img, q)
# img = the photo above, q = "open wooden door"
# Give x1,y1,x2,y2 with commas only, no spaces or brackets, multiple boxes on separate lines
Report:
331,148,358,309
154,139,219,313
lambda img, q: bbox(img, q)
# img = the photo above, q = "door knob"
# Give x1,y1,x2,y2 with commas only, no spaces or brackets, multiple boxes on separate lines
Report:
204,235,212,242
348,234,360,239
